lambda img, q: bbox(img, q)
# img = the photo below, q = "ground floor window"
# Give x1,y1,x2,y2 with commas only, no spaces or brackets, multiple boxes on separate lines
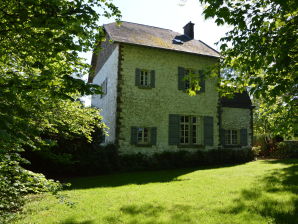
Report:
131,127,157,146
225,129,238,145
180,115,201,145
137,127,150,144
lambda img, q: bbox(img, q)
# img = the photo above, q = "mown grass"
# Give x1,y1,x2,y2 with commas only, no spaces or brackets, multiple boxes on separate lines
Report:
16,159,298,224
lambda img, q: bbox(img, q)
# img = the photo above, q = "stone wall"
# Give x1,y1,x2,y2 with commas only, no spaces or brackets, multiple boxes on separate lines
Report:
118,44,219,154
92,44,119,143
221,107,252,146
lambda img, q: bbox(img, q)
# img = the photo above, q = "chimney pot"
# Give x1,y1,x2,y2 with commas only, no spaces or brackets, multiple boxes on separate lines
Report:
183,21,194,39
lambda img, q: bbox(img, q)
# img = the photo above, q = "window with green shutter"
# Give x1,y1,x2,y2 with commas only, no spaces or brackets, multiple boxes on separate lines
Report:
178,67,206,93
135,68,155,88
169,114,180,145
223,129,248,146
169,114,204,146
203,116,214,146
131,126,157,146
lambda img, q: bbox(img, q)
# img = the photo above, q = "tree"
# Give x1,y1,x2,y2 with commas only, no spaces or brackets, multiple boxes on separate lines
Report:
198,0,297,136
0,0,120,222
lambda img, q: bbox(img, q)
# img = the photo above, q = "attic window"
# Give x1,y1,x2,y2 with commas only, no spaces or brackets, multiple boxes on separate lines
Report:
173,39,184,44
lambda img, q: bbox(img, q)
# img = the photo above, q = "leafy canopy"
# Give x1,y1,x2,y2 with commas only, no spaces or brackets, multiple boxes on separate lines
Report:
0,0,121,222
199,0,298,136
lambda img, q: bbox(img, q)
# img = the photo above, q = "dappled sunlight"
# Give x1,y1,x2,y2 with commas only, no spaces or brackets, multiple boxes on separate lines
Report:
218,160,298,224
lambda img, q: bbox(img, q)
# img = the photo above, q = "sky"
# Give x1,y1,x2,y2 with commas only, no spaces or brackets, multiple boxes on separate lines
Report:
81,0,230,105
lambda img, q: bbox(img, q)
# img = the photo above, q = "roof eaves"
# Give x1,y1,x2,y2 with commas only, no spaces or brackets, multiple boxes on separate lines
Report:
112,40,220,59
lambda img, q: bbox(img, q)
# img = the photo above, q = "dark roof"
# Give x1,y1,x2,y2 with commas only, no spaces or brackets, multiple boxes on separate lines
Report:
221,92,253,109
103,22,220,58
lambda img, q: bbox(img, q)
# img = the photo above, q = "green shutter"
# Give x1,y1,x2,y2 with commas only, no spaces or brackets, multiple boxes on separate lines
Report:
169,114,180,145
220,128,225,146
240,128,248,146
178,67,185,90
151,127,157,145
135,68,141,86
204,116,214,146
150,70,155,88
131,127,138,145
198,70,205,93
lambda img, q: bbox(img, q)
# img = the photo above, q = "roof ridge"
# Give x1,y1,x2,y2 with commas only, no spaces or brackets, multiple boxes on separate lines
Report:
105,21,174,32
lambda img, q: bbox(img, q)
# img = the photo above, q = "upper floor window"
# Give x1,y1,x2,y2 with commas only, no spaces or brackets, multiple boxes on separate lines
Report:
178,67,205,93
135,68,155,88
140,70,150,87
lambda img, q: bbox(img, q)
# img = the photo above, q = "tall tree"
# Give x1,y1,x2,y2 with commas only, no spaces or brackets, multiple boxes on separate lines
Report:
199,0,297,136
0,0,120,222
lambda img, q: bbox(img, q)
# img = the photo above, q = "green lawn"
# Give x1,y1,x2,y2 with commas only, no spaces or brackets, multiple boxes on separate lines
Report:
16,159,298,224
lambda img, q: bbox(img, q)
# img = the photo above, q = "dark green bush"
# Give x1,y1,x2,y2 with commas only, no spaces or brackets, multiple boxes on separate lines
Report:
271,142,298,159
25,143,254,178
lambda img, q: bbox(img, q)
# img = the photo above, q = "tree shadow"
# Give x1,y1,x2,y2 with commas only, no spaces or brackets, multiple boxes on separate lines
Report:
104,203,195,224
218,159,298,224
59,218,94,224
66,164,238,190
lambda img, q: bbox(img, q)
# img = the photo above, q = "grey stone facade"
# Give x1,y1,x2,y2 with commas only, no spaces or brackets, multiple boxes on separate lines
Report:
90,22,253,155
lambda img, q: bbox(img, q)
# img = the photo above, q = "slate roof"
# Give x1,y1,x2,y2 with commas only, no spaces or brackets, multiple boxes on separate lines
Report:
220,92,253,109
103,21,220,58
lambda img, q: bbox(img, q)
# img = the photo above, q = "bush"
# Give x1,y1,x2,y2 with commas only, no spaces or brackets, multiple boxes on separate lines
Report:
271,142,298,159
25,142,255,178
0,156,62,224
252,146,262,157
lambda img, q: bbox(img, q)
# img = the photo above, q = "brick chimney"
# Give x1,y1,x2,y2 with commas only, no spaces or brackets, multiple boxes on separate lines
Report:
183,21,194,39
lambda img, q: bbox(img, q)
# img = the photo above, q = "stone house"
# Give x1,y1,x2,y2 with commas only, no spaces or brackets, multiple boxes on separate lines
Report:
89,21,253,155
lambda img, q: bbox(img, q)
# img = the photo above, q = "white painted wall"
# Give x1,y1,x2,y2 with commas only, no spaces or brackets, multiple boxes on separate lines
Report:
91,45,119,143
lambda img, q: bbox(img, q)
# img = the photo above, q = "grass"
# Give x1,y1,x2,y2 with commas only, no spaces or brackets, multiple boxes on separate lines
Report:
16,159,298,224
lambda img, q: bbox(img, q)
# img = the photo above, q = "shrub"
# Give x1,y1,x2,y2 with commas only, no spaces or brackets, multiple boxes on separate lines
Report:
252,146,262,157
25,143,255,178
0,156,62,224
271,142,298,159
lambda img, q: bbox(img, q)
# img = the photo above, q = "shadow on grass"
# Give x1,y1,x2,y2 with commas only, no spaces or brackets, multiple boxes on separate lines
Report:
67,163,238,190
219,159,298,224
104,203,196,224
60,218,94,224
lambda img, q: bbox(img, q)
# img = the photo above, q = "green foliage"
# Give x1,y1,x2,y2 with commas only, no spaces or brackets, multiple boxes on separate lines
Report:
199,0,298,136
26,143,254,177
0,0,121,221
271,142,298,159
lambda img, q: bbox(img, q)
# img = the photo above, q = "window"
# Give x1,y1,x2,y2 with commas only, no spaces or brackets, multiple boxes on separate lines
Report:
180,115,201,145
137,127,150,144
140,70,150,87
178,67,205,93
135,68,155,88
100,78,108,98
184,69,198,90
225,130,239,145
131,127,157,146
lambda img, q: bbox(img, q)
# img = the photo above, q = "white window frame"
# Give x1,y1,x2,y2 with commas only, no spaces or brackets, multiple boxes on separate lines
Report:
180,115,202,145
225,129,239,145
140,70,150,87
137,127,150,145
